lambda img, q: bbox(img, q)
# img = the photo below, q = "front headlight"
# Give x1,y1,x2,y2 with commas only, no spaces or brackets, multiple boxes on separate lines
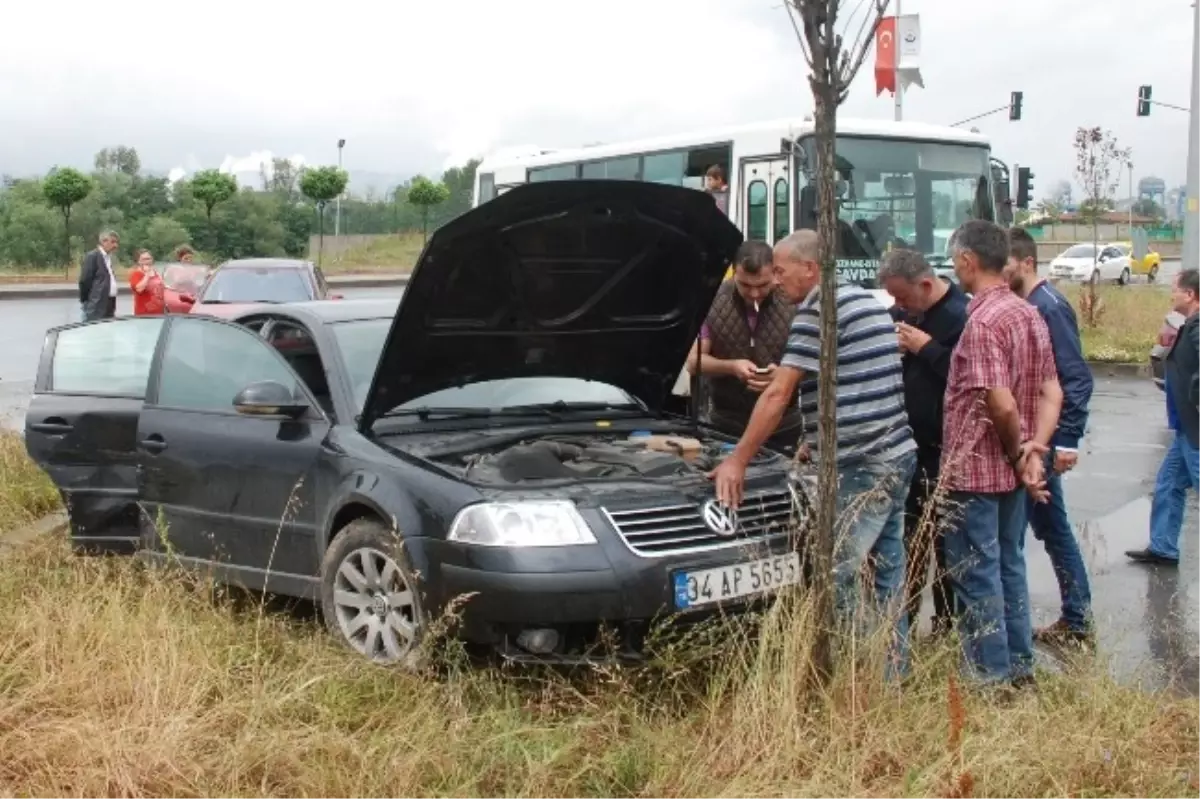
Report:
447,500,597,547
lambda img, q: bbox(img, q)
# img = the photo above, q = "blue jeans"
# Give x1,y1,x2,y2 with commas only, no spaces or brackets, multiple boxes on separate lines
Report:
1028,455,1092,631
944,488,1033,683
1148,431,1200,561
833,449,916,677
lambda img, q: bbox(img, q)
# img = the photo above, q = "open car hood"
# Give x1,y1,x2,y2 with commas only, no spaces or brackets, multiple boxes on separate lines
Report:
358,180,743,430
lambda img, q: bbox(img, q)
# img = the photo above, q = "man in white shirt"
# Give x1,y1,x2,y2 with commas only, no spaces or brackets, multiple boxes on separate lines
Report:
79,231,120,321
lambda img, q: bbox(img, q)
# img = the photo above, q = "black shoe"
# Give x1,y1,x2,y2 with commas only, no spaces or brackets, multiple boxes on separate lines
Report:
1124,548,1180,567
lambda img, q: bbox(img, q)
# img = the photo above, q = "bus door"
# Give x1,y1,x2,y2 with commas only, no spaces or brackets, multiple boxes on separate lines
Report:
739,157,791,245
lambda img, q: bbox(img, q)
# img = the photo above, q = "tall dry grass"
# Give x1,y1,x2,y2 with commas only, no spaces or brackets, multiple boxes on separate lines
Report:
1,429,1197,796
1057,283,1172,363
0,431,60,534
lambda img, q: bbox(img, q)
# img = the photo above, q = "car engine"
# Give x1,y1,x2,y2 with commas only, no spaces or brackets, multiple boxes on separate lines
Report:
444,432,774,484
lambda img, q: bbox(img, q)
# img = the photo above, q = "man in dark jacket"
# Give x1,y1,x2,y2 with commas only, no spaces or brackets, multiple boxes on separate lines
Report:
1127,268,1200,567
78,231,120,321
1007,228,1095,644
685,240,803,452
879,248,968,635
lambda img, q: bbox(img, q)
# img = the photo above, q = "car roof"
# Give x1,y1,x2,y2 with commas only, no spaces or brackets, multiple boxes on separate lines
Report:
217,257,312,270
233,298,400,325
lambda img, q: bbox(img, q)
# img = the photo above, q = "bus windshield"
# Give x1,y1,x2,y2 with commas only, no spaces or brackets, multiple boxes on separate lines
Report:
796,136,993,287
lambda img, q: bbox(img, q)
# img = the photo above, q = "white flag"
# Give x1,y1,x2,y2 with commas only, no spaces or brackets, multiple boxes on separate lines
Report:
896,14,925,90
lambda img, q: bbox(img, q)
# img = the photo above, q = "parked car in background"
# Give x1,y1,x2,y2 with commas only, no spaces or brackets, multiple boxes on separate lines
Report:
189,258,341,318
1048,243,1133,285
1150,310,1186,391
160,262,211,314
23,181,804,667
1113,241,1162,283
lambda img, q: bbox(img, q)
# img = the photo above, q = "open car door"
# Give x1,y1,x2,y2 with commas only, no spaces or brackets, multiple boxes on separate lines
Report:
23,317,166,554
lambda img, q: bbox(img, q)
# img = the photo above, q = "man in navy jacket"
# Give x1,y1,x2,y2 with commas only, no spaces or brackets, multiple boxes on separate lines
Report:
1006,229,1095,645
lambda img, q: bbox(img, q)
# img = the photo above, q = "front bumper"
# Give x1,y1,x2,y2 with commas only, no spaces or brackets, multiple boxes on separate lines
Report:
405,494,805,660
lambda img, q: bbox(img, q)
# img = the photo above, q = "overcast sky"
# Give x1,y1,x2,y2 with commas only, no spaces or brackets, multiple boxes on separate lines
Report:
1,0,1193,196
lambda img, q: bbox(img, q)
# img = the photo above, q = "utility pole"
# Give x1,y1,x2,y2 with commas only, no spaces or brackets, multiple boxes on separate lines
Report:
1128,160,1134,232
893,0,903,121
1184,0,1199,271
335,138,346,239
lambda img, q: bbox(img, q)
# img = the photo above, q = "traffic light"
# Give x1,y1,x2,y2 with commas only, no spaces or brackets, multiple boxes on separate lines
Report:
1137,85,1152,116
1016,166,1034,209
1009,91,1023,121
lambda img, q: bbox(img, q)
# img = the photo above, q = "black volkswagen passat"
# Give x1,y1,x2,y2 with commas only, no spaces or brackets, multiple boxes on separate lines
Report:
24,180,806,666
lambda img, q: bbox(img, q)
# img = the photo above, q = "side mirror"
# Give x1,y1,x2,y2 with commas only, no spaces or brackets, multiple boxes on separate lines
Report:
180,293,195,304
233,380,309,419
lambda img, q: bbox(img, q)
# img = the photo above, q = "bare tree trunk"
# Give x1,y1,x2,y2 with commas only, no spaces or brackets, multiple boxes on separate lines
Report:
1088,179,1099,325
317,204,325,267
810,82,840,683
62,208,71,279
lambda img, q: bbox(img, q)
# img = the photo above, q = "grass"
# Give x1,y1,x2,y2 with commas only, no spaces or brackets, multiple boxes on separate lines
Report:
1058,283,1172,363
0,428,1197,796
0,234,425,285
0,431,60,535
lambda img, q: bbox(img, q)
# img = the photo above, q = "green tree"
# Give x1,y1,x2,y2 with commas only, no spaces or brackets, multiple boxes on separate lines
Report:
441,158,480,220
408,176,451,243
299,166,349,264
189,169,238,248
1132,198,1164,219
42,167,94,275
94,146,141,176
141,215,192,260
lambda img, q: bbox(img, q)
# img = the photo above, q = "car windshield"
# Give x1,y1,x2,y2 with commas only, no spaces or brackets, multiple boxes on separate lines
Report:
330,318,638,416
1061,245,1097,258
199,267,311,303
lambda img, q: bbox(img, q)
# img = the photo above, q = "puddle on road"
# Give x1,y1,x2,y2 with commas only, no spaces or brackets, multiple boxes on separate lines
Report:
1027,494,1199,695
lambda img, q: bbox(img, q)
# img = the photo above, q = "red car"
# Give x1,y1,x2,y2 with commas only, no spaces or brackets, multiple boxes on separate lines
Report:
188,258,341,319
161,263,211,314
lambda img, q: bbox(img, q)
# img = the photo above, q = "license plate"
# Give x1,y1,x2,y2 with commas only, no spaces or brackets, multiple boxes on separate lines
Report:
672,552,801,610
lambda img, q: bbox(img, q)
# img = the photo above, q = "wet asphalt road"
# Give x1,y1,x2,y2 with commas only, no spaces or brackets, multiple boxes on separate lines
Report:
0,289,1195,692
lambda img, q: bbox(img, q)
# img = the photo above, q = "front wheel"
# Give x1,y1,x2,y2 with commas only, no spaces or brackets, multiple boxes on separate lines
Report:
1148,265,1158,283
1119,267,1131,286
320,517,426,667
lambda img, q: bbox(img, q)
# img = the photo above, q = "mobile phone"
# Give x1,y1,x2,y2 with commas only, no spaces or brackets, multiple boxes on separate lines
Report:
755,366,771,375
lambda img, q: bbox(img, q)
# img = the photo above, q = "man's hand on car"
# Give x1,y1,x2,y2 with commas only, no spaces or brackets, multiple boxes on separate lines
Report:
708,456,747,509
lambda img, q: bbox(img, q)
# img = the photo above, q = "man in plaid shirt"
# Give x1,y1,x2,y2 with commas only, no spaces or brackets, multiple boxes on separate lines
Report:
941,220,1063,687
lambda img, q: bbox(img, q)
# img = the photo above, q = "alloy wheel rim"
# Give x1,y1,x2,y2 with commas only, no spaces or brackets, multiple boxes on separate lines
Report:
333,546,418,663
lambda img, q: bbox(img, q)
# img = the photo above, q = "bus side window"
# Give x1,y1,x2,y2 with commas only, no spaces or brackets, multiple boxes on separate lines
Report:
798,185,818,231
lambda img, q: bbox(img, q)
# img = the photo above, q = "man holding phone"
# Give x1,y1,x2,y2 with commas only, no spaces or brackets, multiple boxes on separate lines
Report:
686,240,803,453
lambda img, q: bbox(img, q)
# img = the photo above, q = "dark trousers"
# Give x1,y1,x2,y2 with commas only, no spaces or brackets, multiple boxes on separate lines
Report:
903,458,957,631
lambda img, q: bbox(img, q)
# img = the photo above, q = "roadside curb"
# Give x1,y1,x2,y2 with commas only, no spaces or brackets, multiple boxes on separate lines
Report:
1087,361,1150,378
0,274,409,301
0,511,66,550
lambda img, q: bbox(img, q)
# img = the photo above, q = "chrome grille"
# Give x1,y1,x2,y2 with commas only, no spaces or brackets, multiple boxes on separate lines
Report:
601,489,799,557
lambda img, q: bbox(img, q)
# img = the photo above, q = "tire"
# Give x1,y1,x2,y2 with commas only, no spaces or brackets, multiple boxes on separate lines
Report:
1148,265,1158,284
1119,268,1130,286
320,517,426,667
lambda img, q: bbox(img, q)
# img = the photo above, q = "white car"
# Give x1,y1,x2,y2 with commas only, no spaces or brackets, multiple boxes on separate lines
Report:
1048,243,1133,286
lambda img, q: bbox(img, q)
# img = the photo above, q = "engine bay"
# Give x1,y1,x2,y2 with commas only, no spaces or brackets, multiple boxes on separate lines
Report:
439,431,777,484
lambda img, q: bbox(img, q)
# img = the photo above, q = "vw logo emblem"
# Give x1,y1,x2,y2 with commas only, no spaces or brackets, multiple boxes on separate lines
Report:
701,500,738,537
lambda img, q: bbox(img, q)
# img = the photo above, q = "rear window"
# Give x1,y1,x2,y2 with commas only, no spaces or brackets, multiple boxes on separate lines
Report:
50,318,165,397
200,267,312,303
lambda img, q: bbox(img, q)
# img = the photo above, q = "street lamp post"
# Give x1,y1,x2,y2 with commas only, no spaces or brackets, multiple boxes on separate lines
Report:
335,138,346,239
1128,160,1134,232
1184,0,1199,272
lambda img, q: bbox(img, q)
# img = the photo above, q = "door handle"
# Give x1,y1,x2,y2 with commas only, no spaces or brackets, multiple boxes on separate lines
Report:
30,417,73,435
139,434,167,454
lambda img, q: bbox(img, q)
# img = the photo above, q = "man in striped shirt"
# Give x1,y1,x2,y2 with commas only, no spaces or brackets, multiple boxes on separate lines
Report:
710,229,916,668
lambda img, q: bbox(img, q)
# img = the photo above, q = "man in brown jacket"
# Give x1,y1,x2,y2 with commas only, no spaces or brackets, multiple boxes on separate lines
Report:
685,240,803,452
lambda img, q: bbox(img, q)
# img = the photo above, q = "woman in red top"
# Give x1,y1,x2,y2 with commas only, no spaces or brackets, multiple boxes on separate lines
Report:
129,249,166,315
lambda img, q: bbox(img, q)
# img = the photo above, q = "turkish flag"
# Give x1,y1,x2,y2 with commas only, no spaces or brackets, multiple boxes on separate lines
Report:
875,16,896,96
